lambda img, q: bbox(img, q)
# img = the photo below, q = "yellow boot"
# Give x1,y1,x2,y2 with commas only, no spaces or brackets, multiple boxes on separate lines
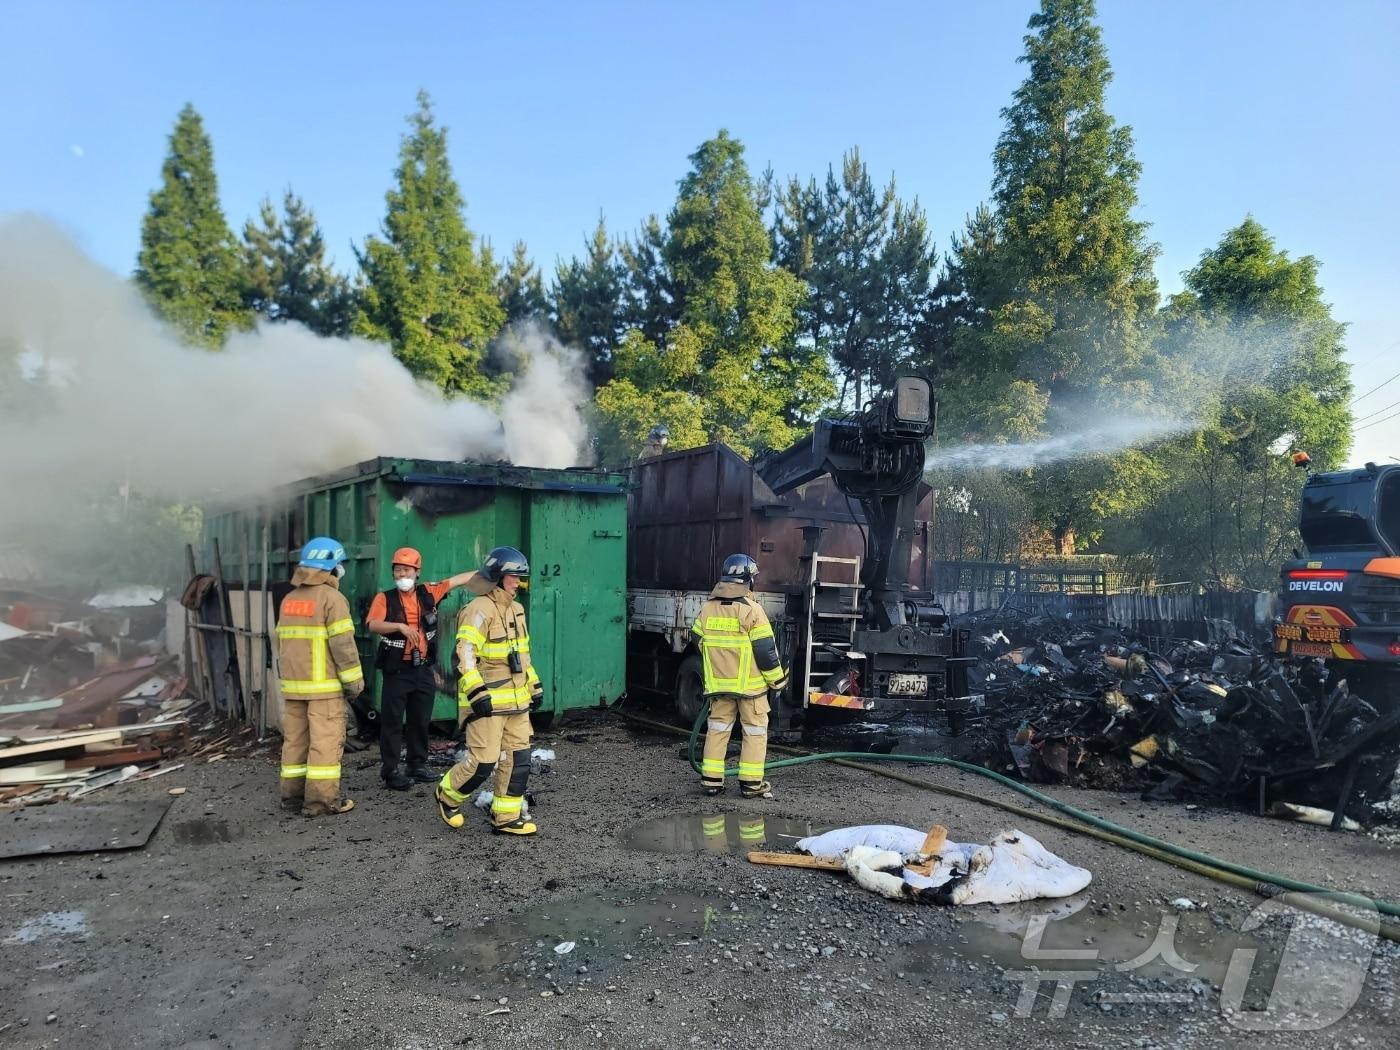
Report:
492,816,538,836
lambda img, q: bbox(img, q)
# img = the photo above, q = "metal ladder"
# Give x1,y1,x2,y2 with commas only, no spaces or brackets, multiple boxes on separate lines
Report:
803,554,862,700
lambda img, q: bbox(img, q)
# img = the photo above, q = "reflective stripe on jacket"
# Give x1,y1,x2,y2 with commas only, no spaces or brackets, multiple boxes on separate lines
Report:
690,582,788,699
276,567,364,701
455,587,539,713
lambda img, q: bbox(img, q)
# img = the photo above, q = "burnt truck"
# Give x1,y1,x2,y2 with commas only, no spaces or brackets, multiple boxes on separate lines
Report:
625,376,974,727
1275,460,1400,678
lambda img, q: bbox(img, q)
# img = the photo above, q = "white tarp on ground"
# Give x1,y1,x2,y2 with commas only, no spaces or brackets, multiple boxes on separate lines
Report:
797,825,1091,905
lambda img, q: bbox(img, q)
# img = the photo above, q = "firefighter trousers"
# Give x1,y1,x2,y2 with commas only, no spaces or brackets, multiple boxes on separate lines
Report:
438,710,532,827
280,697,346,814
700,693,769,786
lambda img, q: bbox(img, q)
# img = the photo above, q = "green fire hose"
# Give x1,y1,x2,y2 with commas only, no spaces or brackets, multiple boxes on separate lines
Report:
615,700,1400,943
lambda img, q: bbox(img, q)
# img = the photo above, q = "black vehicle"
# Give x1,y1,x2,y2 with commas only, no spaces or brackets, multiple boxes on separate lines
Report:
1275,460,1400,672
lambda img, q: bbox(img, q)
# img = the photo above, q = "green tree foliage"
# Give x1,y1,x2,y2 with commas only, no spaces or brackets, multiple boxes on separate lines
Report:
1110,218,1352,588
931,0,1160,552
134,104,251,347
550,216,626,388
242,190,357,337
356,91,504,398
773,148,936,407
498,241,547,324
618,214,677,348
595,132,830,464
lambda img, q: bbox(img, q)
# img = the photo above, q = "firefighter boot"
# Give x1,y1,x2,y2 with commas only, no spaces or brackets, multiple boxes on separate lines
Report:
492,816,538,836
303,798,355,816
434,788,465,829
740,780,773,799
489,714,537,836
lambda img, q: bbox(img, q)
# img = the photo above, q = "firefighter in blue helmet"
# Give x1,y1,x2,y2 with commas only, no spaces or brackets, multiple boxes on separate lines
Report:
275,537,364,816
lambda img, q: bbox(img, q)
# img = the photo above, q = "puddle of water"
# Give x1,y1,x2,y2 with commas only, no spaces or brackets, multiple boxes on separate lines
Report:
172,820,242,845
803,718,985,760
4,910,88,945
621,813,826,854
903,897,1282,987
417,890,748,988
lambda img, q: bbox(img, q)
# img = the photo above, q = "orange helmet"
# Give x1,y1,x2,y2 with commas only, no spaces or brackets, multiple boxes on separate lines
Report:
390,547,422,571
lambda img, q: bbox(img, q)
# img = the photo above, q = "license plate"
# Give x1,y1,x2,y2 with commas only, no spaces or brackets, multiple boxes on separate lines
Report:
1276,624,1347,643
1291,641,1333,658
887,673,928,696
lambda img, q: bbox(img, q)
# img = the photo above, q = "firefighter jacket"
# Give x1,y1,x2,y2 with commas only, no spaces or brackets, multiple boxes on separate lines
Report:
276,567,365,701
690,582,788,699
454,587,541,715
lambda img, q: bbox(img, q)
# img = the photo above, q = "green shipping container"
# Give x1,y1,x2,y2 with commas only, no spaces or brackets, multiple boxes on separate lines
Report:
204,457,627,724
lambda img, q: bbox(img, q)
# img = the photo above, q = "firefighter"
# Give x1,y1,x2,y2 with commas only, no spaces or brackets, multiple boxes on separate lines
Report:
365,548,480,790
276,537,364,817
691,553,788,799
637,424,669,461
434,546,544,836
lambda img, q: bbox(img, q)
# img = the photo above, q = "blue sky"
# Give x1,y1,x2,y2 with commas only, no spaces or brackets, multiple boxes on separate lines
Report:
3,1,1397,464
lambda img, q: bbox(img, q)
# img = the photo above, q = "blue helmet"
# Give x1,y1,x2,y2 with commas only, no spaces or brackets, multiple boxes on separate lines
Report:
299,536,347,571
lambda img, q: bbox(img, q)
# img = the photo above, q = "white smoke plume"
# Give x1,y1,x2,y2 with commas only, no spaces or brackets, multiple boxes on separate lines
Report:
0,216,591,505
494,323,592,469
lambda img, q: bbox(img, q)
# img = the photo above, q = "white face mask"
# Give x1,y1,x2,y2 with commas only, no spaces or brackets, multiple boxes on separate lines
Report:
394,576,416,592
334,564,346,579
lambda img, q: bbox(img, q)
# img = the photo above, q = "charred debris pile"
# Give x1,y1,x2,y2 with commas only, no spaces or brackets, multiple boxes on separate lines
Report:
953,609,1400,825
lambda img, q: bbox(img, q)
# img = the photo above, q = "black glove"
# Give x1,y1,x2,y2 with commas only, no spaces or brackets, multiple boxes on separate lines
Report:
768,686,786,706
463,686,492,720
529,687,544,712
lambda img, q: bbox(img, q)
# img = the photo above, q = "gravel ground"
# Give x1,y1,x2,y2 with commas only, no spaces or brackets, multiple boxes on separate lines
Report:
2,707,1397,1049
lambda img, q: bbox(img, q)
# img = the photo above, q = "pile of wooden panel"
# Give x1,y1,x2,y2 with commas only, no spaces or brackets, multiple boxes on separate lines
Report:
0,718,191,806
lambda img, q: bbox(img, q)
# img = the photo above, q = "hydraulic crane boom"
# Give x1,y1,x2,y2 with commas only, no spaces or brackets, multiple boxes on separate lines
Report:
755,376,935,631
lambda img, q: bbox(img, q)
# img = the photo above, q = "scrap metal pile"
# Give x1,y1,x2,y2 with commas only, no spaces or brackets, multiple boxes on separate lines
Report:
955,609,1400,824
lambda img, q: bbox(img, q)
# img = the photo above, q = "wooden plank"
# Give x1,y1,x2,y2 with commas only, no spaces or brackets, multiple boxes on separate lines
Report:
10,720,187,746
65,748,162,770
0,763,95,785
0,731,124,761
920,825,948,855
745,851,846,871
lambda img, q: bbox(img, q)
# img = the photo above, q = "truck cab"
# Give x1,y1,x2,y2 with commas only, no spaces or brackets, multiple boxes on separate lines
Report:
1275,462,1400,667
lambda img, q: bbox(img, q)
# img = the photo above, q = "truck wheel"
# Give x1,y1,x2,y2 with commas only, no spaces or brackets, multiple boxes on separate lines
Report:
675,654,705,727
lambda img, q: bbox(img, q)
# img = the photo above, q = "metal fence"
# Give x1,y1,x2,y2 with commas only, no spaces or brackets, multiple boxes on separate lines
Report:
930,561,1278,645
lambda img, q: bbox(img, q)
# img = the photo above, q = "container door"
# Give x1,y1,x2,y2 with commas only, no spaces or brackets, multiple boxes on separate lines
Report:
526,489,627,714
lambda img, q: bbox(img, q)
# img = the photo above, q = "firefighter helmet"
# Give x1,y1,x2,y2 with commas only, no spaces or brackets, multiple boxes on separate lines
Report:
482,546,530,583
299,537,347,571
720,553,759,586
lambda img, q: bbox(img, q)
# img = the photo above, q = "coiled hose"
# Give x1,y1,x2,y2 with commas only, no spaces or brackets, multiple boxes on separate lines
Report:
615,700,1400,943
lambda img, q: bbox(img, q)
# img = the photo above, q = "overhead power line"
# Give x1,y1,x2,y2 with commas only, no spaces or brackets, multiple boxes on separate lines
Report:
1349,367,1400,407
1354,405,1400,433
1353,395,1400,424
